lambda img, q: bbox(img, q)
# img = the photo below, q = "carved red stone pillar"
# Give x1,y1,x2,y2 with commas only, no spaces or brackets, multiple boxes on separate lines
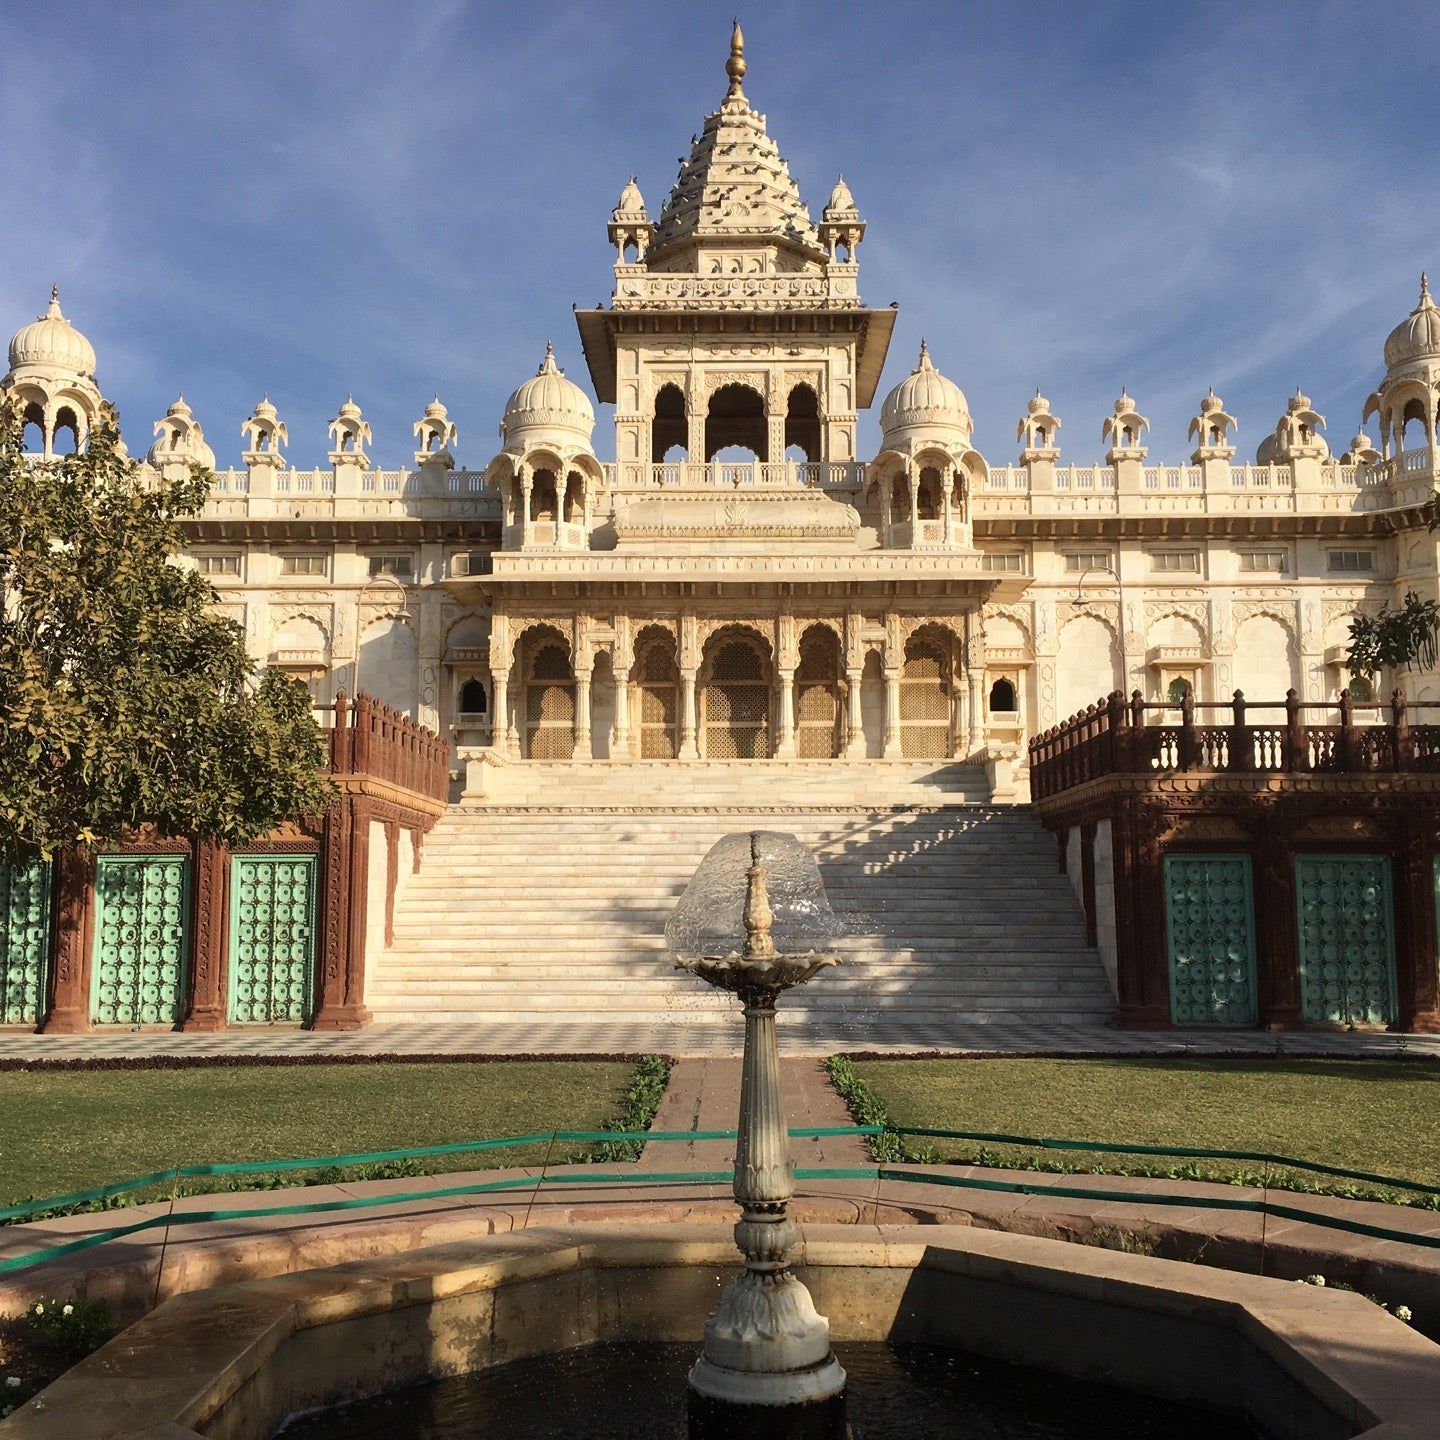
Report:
42,845,93,1033
309,794,373,1030
182,839,229,1031
1111,801,1170,1027
1254,815,1302,1029
1394,823,1440,1033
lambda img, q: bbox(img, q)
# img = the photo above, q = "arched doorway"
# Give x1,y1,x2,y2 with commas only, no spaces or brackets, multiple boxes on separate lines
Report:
705,383,766,461
522,630,575,759
634,628,679,759
796,626,842,758
900,627,955,759
702,630,772,759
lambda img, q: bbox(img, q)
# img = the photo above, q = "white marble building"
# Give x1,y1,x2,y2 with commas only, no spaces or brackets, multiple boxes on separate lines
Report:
6,26,1440,802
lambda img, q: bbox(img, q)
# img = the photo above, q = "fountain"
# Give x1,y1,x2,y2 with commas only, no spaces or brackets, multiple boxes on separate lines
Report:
666,830,848,1437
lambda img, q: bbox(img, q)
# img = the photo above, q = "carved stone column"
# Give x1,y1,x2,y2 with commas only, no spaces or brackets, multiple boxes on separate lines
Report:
611,665,631,758
182,839,228,1032
41,845,93,1034
489,667,509,750
844,667,864,758
967,670,985,755
519,468,533,551
680,668,700,759
573,665,593,760
775,667,796,758
883,667,902,759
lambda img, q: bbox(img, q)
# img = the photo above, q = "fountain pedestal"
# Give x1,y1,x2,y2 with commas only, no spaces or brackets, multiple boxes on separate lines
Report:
670,833,847,1429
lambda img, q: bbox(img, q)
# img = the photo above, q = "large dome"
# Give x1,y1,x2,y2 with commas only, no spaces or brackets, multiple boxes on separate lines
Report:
879,342,972,442
8,287,96,377
501,343,595,445
1383,275,1440,369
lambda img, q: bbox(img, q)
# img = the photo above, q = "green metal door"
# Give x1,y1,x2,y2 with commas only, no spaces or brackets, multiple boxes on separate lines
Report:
0,860,52,1026
227,855,317,1024
1295,854,1396,1026
90,855,190,1027
1163,854,1258,1025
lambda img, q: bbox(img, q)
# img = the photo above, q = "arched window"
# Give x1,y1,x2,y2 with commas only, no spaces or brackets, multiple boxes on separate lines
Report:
916,467,943,520
988,677,1017,713
784,383,820,462
1346,675,1374,702
52,408,80,456
705,383,766,461
529,469,558,521
458,679,487,715
652,383,686,464
563,472,585,523
20,402,45,454
1166,676,1193,704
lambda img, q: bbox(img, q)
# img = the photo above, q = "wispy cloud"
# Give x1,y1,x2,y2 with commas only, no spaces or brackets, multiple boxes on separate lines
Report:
2,1,1435,468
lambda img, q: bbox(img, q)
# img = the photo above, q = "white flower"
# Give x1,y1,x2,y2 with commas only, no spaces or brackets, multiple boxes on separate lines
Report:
32,1302,44,1314
1396,1305,1413,1322
1303,1274,1326,1287
4,1377,20,1390
61,1305,73,1317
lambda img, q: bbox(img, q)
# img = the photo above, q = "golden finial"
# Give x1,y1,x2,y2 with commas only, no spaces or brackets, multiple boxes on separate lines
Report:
742,833,775,960
726,19,747,95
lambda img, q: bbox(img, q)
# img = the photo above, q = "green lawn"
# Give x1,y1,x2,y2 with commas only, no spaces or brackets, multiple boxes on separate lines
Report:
0,1060,641,1206
851,1057,1440,1195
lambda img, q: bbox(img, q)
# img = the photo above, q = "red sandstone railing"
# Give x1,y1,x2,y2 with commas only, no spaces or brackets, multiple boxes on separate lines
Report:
322,691,450,802
1029,689,1440,800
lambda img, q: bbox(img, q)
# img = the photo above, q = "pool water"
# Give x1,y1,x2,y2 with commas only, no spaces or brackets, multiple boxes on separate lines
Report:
278,1341,1260,1439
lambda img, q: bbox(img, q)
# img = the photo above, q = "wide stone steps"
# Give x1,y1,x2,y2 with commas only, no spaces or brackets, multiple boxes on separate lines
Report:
370,783,1113,1028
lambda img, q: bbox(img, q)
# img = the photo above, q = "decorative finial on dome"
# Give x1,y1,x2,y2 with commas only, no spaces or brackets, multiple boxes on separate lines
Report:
1420,272,1433,308
46,285,62,318
917,338,932,369
726,19,747,95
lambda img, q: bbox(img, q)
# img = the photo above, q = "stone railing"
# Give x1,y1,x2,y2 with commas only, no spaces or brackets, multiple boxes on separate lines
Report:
323,691,450,803
1029,688,1440,800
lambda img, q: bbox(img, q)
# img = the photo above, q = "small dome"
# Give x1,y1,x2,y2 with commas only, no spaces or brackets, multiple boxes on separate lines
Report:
1198,387,1224,415
615,176,647,214
1027,389,1050,416
8,287,97,377
147,394,215,468
337,395,363,421
879,342,972,441
502,342,595,445
1384,274,1440,368
1287,388,1313,414
252,395,278,421
422,396,449,421
1256,432,1278,465
1113,389,1138,415
825,175,857,215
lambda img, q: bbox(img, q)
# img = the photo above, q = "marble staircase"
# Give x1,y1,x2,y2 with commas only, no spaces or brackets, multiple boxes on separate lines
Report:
369,762,1114,1029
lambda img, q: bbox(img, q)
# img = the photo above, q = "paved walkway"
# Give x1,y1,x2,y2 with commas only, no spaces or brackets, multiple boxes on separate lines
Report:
3,1021,1437,1061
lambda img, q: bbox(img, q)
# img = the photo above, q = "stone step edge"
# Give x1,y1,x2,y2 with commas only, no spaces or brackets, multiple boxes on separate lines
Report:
447,802,1006,816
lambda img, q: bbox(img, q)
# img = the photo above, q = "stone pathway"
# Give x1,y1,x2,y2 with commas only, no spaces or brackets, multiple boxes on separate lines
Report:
645,1057,870,1172
2,1021,1437,1061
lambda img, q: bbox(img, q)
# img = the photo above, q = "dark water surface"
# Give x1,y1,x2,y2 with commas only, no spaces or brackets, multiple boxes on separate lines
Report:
278,1341,1259,1439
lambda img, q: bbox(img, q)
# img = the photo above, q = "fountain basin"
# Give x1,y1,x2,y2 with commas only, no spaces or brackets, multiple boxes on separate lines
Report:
3,1222,1434,1440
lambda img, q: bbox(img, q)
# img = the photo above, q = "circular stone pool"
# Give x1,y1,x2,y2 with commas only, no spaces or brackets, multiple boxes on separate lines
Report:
276,1341,1259,1439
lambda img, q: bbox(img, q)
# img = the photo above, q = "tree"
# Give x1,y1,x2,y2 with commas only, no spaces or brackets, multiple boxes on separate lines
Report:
0,399,333,866
1346,590,1440,688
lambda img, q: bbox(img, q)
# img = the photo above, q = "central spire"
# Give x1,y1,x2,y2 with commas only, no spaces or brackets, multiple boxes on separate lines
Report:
726,19,747,97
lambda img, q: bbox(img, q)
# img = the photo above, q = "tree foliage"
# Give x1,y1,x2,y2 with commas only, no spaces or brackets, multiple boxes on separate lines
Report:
0,400,333,866
1346,590,1440,684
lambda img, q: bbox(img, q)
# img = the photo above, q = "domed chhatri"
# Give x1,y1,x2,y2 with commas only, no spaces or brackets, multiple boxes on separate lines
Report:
501,342,596,447
1383,273,1440,369
879,341,973,444
147,393,215,469
7,285,97,378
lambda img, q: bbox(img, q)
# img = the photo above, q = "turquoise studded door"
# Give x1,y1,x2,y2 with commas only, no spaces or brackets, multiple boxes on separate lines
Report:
90,855,190,1027
1163,854,1258,1025
0,860,52,1026
1295,854,1396,1026
227,855,317,1024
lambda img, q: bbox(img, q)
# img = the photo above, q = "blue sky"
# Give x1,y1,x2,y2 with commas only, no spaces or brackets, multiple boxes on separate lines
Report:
3,1,1436,470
